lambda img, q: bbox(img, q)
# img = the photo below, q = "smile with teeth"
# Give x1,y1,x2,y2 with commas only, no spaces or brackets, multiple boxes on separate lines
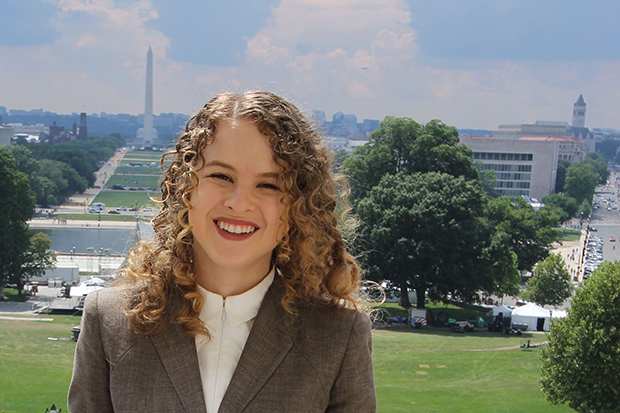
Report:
216,220,258,234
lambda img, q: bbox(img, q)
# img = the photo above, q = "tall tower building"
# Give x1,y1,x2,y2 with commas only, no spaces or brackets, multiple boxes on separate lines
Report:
143,46,154,145
572,94,586,128
78,112,87,140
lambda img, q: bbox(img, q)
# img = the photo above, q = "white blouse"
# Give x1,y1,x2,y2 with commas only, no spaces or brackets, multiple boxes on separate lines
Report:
195,269,276,413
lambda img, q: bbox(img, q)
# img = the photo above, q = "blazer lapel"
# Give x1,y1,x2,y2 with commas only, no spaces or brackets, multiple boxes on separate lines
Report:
218,281,293,412
150,322,207,413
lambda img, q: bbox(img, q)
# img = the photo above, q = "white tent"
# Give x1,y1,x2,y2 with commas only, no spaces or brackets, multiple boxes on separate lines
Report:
550,310,568,319
511,303,551,331
491,305,513,317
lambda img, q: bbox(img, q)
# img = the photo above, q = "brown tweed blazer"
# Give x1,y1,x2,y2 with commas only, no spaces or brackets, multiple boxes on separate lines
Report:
68,279,376,412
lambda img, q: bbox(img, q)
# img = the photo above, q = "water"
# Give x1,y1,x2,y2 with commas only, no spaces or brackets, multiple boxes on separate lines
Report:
31,228,137,255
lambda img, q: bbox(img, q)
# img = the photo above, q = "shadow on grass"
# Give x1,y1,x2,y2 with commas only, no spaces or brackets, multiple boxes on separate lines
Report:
1,289,30,302
373,323,546,341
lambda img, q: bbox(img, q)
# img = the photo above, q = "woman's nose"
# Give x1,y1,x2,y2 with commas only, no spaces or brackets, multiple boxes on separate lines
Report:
224,186,254,212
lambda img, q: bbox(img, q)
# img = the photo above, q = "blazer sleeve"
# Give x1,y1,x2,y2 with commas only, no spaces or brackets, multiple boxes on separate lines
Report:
67,290,115,412
327,310,377,412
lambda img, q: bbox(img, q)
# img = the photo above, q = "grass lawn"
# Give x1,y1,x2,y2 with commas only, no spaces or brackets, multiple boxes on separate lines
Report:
115,165,165,175
559,229,582,242
1,307,572,413
124,150,166,160
0,316,78,413
372,327,571,412
52,213,149,222
90,190,160,209
106,174,162,188
1,288,30,302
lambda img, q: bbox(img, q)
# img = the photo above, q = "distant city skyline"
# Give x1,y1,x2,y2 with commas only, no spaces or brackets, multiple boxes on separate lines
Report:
2,1,620,129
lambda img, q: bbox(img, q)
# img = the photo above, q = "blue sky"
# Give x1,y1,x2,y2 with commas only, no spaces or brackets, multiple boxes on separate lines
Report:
2,0,619,129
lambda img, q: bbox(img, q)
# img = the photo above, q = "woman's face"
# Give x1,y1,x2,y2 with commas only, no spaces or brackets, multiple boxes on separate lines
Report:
188,118,287,281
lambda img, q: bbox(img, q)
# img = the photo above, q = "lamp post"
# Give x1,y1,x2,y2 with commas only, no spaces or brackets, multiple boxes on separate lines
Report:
98,209,101,227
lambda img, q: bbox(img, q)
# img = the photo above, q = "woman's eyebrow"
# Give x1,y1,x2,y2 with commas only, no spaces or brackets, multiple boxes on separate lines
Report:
203,160,279,179
203,160,235,171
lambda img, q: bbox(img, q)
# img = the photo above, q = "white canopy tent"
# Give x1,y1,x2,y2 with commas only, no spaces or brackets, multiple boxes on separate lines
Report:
511,303,551,331
491,305,513,317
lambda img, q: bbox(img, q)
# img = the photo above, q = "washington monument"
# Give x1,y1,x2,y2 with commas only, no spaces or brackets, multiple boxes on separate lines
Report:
143,46,154,145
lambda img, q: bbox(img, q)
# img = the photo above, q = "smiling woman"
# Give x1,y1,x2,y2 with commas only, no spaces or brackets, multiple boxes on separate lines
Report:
68,91,376,412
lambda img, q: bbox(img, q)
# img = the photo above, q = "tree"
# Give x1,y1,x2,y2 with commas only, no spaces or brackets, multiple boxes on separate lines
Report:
485,197,561,273
356,171,516,308
474,161,498,199
0,148,36,298
564,163,598,206
584,153,609,185
522,253,573,307
540,261,620,412
554,159,570,193
9,232,57,295
344,117,478,202
541,193,579,223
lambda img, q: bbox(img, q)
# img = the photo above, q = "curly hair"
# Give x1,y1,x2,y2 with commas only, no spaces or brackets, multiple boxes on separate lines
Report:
122,91,364,337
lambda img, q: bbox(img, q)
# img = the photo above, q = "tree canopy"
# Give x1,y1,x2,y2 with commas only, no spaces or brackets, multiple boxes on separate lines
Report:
540,261,620,412
522,253,573,307
0,148,36,298
344,117,478,202
485,197,561,273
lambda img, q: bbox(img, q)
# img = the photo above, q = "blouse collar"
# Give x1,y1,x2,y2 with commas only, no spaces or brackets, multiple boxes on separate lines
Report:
196,268,276,328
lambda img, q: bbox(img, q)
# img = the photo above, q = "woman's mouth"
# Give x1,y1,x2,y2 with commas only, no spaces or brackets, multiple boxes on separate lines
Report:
216,220,257,234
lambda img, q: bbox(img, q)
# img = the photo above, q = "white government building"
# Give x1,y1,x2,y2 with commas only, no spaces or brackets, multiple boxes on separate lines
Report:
460,95,593,200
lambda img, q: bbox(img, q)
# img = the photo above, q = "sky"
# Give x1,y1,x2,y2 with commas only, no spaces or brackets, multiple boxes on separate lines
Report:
2,0,620,130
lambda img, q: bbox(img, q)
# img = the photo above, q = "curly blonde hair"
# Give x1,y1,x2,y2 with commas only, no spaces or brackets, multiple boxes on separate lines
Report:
123,91,363,337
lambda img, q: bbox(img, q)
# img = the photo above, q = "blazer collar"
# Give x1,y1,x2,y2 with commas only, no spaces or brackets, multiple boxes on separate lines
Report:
218,279,294,413
150,321,208,413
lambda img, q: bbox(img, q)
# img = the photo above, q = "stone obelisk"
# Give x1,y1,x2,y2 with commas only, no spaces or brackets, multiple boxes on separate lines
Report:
143,47,153,145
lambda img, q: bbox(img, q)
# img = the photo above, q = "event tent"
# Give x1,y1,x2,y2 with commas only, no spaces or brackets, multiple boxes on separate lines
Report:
510,303,551,331
491,305,513,317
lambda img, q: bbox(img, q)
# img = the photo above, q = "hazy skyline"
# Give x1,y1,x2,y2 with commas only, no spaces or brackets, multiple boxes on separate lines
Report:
2,0,620,130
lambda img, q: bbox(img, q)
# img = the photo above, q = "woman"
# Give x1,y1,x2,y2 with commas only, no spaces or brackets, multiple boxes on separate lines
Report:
68,91,376,412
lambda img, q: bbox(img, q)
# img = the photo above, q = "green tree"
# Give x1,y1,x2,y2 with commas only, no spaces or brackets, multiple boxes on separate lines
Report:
541,193,579,222
584,153,609,185
0,148,36,298
485,197,561,273
564,163,598,206
522,253,573,307
344,117,478,202
554,159,570,193
356,171,515,308
540,261,620,412
8,232,57,295
474,160,498,199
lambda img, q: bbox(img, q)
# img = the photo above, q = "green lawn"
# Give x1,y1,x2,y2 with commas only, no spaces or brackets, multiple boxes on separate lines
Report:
114,165,164,175
1,308,572,413
558,229,582,242
372,328,570,412
90,190,161,209
105,174,162,188
52,213,149,222
124,150,166,160
0,316,78,413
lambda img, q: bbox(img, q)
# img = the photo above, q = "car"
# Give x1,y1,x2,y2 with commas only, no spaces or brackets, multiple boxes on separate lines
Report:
108,210,120,214
129,207,138,211
590,227,598,232
610,237,616,242
89,207,100,213
116,206,127,211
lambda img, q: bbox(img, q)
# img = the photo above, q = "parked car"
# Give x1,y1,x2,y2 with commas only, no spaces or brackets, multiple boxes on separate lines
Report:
610,237,616,242
116,206,127,211
108,210,120,214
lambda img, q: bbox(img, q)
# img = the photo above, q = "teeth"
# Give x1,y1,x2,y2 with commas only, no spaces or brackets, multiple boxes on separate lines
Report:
217,221,256,234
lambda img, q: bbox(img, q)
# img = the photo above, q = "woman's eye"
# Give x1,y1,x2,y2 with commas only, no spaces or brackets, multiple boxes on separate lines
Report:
258,182,280,191
208,173,233,182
